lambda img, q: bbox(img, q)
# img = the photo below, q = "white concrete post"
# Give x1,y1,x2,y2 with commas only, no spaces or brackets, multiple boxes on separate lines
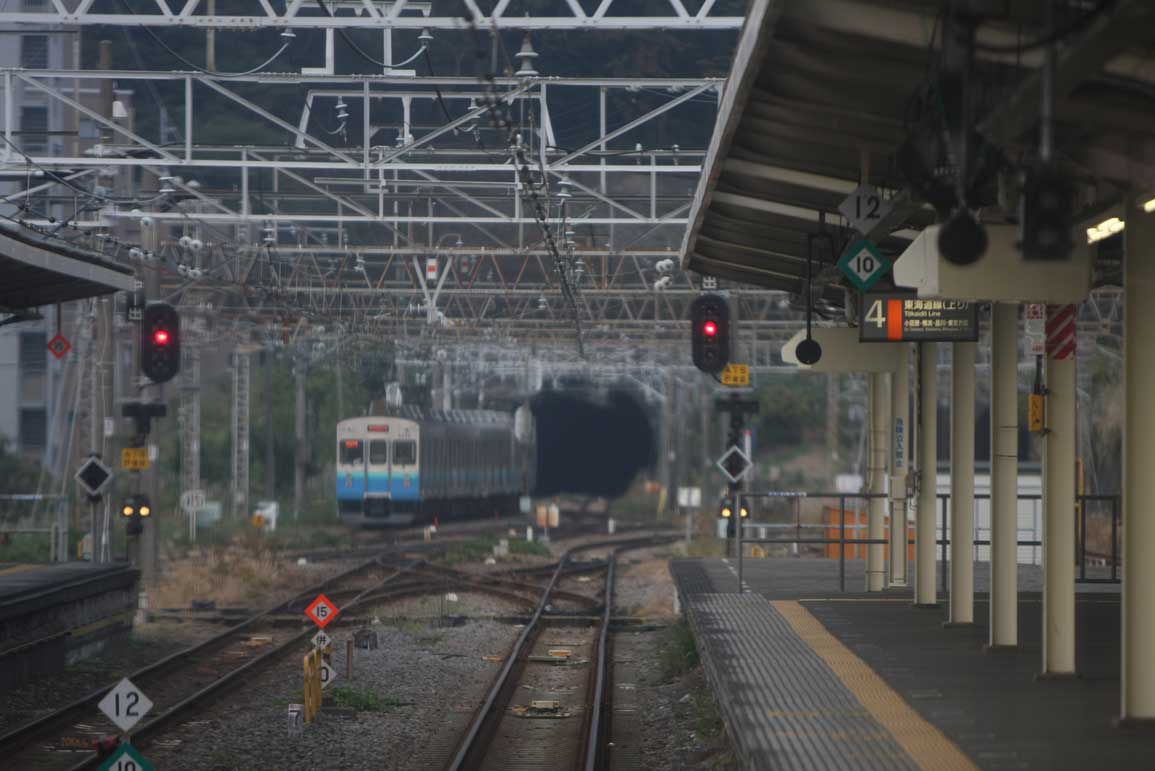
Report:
890,344,910,587
915,343,938,606
1042,304,1077,676
949,342,976,625
990,303,1020,649
867,372,890,592
1123,204,1155,717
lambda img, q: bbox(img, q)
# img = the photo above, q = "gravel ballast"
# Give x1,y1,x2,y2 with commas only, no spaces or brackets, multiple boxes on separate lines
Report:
143,619,519,771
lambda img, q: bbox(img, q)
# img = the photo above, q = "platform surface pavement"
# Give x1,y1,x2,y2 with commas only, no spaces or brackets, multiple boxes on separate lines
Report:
0,561,134,606
673,557,1152,771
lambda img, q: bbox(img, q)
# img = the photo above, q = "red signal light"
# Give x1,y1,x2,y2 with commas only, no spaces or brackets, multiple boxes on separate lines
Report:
153,329,170,345
703,321,718,337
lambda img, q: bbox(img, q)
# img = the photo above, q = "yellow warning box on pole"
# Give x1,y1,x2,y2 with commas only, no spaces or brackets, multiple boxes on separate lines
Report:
721,363,750,387
121,447,150,471
1028,394,1045,433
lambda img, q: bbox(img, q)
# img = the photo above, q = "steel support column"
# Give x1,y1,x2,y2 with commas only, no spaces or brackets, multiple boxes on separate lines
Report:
867,372,890,592
1123,200,1155,717
915,342,938,605
890,344,910,587
949,342,976,625
1042,306,1077,676
293,359,306,520
990,303,1020,648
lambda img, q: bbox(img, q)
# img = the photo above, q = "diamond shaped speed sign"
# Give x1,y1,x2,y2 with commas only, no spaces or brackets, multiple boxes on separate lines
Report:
838,184,895,234
98,743,154,771
838,238,892,292
320,662,337,690
47,333,71,360
716,445,753,484
98,678,154,733
305,594,339,629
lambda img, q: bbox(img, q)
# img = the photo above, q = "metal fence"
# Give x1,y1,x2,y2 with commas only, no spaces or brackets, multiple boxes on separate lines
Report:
0,494,69,562
728,490,1121,593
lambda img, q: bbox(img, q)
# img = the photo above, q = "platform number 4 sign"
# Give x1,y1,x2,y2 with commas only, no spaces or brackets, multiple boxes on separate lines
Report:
98,744,154,771
98,678,154,733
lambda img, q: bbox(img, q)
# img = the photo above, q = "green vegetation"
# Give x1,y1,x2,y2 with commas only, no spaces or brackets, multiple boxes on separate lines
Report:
690,680,727,741
329,686,405,712
440,535,550,564
660,620,700,683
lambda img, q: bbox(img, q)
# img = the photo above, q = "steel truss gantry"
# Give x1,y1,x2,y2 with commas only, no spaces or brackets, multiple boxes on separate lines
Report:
0,0,744,30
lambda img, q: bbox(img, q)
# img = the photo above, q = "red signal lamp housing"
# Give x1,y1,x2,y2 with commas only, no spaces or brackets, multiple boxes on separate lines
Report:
703,321,718,337
153,329,170,345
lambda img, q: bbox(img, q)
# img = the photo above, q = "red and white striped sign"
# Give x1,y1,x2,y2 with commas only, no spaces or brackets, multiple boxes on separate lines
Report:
426,258,438,281
1046,304,1077,360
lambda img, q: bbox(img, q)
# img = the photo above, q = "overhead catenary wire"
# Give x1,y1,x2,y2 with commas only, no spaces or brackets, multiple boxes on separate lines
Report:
114,0,295,76
312,0,427,70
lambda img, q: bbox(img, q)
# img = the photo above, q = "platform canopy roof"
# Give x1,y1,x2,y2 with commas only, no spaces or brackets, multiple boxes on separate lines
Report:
680,0,1155,302
0,222,135,313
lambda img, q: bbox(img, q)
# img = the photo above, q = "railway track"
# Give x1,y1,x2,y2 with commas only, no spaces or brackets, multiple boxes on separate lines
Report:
0,552,408,771
446,534,676,771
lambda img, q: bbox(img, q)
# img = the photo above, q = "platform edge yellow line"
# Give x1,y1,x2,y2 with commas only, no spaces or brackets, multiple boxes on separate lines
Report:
772,599,980,771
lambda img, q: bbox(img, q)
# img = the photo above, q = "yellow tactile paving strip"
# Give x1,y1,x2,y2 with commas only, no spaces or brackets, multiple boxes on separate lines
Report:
0,564,42,577
772,600,980,771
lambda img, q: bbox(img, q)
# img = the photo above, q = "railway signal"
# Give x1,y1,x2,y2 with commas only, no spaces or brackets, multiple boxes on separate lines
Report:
120,495,152,536
140,302,181,384
690,293,731,374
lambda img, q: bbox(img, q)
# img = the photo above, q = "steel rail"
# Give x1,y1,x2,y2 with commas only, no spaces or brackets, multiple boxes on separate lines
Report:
445,533,677,771
0,553,390,759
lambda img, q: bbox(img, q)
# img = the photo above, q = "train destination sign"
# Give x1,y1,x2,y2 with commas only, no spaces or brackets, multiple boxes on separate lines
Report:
859,293,979,342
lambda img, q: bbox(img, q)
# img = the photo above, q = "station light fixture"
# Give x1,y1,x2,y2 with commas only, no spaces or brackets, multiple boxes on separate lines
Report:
1086,217,1125,244
1143,198,1155,214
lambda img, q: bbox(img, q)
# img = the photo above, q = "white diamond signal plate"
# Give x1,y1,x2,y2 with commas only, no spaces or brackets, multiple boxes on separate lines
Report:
312,630,332,649
320,662,336,690
716,445,753,484
838,184,894,234
98,678,154,733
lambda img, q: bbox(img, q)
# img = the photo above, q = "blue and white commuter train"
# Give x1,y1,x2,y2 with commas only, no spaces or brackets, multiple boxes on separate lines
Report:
335,404,536,528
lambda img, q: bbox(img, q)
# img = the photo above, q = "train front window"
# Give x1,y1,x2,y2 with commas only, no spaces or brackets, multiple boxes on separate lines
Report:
369,440,389,465
340,439,363,465
394,440,416,466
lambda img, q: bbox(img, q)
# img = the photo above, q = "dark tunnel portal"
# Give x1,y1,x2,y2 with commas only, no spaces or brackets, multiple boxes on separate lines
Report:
531,387,655,498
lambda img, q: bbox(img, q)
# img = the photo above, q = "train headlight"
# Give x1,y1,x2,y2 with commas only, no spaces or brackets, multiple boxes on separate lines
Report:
720,507,732,518
740,506,749,518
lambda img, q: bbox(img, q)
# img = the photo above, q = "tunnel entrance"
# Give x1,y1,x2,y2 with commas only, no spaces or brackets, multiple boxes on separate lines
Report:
530,386,655,498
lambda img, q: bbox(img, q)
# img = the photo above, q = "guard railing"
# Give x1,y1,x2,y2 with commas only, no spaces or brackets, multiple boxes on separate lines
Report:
726,491,1121,593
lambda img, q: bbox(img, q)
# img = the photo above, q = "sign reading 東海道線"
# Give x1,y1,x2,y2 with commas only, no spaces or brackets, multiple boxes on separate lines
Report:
858,292,978,342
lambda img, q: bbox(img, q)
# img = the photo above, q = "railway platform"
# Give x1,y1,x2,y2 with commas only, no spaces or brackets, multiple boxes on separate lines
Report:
672,557,1150,771
0,561,139,690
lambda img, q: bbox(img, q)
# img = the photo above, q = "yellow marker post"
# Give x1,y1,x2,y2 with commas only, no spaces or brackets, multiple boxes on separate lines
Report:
303,649,322,723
